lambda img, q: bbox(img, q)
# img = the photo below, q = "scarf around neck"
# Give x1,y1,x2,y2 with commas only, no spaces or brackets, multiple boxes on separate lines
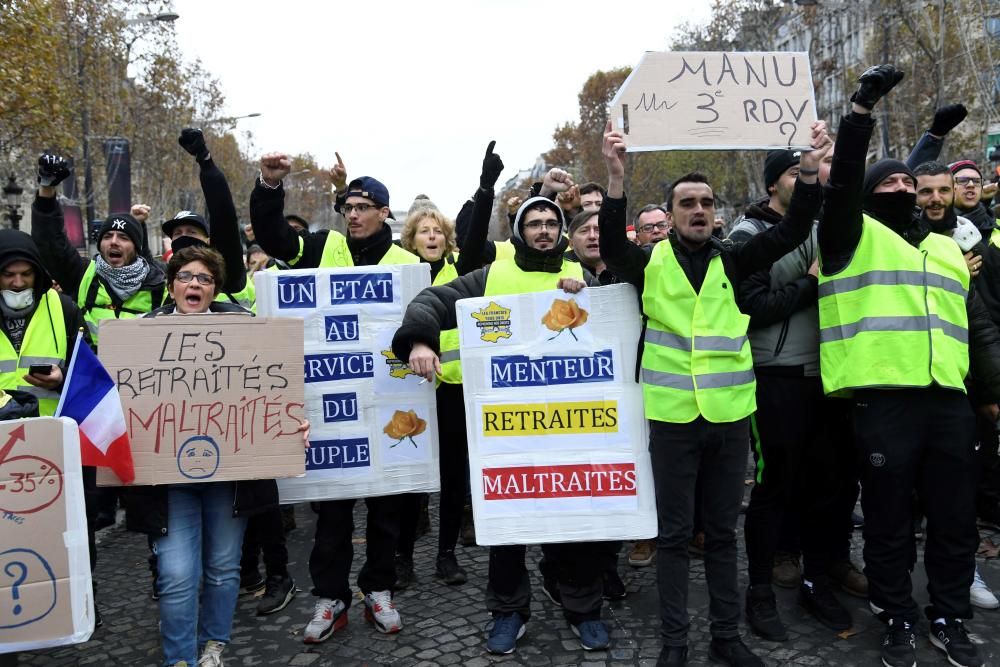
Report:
95,254,150,302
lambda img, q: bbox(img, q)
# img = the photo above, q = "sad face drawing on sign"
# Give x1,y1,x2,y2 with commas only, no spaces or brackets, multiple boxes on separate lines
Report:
176,435,221,480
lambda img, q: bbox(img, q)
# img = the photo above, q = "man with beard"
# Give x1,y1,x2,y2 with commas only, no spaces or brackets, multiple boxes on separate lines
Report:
729,148,859,641
817,64,1000,667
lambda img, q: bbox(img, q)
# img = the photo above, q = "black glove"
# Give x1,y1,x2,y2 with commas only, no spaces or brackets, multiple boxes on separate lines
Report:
37,154,71,188
929,104,968,137
480,140,504,191
849,64,904,110
178,128,209,161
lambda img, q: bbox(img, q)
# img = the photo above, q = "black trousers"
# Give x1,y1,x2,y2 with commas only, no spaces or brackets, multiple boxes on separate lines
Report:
486,543,605,624
308,495,399,607
854,387,978,623
649,417,747,646
397,383,470,559
744,371,855,583
975,412,1000,515
241,506,289,578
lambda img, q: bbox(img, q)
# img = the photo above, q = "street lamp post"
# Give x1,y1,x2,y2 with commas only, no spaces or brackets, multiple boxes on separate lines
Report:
3,175,24,231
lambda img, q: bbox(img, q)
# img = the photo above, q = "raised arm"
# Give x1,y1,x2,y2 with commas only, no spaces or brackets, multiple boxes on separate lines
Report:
31,154,89,296
905,104,966,169
597,121,650,291
249,152,326,268
456,140,503,275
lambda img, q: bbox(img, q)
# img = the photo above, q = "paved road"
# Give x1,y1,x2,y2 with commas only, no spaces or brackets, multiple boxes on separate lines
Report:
8,495,1000,666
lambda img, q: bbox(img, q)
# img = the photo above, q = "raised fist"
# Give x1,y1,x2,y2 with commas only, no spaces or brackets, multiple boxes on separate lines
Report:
850,64,904,111
131,204,151,223
37,154,71,188
260,152,292,186
178,128,209,161
542,168,575,195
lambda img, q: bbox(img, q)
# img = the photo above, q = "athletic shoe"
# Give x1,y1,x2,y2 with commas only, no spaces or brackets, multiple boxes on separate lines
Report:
257,574,296,615
603,569,627,600
657,645,689,667
870,600,890,624
197,640,225,666
929,618,982,667
628,539,655,567
772,551,801,589
828,559,868,598
303,598,347,644
745,584,788,641
394,557,416,590
708,637,764,667
799,579,852,631
970,566,999,610
364,590,402,634
852,511,865,529
239,573,265,596
571,619,610,650
541,572,562,607
486,612,526,654
435,551,467,585
880,618,916,667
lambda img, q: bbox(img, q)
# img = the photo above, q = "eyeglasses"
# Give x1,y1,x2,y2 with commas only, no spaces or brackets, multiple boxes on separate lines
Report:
175,271,215,286
523,220,561,231
341,203,380,214
638,222,669,234
955,176,983,187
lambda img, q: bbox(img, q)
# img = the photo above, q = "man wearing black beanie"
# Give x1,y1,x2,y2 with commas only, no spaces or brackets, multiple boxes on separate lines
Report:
30,154,166,347
817,64,1000,667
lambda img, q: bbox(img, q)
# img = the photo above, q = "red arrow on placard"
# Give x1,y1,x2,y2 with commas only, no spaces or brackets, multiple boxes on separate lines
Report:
0,424,26,465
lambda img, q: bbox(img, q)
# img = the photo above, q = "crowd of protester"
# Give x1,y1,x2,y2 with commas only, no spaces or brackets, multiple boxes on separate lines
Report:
2,64,999,667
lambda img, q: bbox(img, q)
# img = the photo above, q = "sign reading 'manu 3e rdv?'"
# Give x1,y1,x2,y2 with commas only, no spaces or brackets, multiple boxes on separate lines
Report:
97,315,306,486
611,51,817,151
456,284,657,546
254,264,440,502
0,417,93,654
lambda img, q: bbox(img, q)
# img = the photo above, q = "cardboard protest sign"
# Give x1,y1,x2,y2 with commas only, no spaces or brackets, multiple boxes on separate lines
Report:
611,51,817,151
96,315,305,486
457,284,657,545
0,417,93,653
255,264,440,501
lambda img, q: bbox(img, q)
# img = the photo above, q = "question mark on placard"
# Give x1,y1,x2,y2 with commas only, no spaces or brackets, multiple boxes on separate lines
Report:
4,561,27,615
779,122,798,147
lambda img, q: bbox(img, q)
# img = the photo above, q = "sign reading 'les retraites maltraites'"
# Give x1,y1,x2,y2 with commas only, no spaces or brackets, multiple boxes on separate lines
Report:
255,265,439,501
456,284,656,545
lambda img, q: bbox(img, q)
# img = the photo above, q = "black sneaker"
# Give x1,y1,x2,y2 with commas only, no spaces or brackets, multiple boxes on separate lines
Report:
603,569,627,600
881,618,916,667
257,574,296,616
799,579,852,631
929,619,983,667
541,573,562,607
746,584,787,641
394,557,416,590
657,645,689,667
239,573,265,596
435,551,467,585
708,637,764,667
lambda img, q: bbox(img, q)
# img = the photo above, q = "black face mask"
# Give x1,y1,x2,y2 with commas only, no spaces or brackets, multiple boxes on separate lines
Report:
170,235,209,253
864,191,918,231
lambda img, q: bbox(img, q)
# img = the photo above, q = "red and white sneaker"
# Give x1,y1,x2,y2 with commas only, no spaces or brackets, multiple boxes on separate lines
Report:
303,597,347,643
363,590,402,634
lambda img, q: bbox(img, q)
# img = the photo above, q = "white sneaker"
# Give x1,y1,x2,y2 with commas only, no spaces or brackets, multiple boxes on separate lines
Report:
303,597,347,643
363,590,402,634
971,566,999,610
197,640,225,667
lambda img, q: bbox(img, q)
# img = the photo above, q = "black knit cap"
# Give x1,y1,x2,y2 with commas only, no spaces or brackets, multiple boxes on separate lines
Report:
98,213,144,249
764,149,802,189
862,159,915,195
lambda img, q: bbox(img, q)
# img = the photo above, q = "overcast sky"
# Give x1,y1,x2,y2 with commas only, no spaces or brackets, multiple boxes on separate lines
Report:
170,0,712,215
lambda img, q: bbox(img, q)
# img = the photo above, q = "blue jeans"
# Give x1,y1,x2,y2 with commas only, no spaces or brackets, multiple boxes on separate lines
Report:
154,482,247,666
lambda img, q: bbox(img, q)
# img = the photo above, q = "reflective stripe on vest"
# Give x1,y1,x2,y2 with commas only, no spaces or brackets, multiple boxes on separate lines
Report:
78,262,164,346
0,290,66,416
640,240,755,424
818,214,970,395
434,255,463,384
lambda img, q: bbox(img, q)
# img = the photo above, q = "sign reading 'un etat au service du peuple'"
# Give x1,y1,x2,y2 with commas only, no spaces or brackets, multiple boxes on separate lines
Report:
1,417,93,654
96,315,306,486
254,264,440,502
611,51,817,151
457,284,657,546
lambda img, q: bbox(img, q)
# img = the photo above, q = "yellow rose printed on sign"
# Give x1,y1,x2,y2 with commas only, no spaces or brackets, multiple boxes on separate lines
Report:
383,409,427,447
381,349,417,379
482,400,618,436
542,298,589,341
471,301,513,343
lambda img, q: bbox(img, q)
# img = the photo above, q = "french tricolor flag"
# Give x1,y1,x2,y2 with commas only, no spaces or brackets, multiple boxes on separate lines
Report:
55,334,135,484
